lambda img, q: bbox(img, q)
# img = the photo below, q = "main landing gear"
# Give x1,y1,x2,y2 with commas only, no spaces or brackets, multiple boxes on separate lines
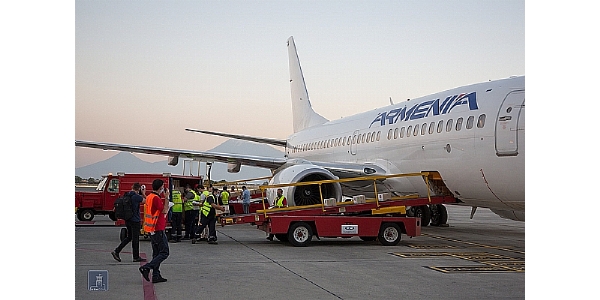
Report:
408,204,448,227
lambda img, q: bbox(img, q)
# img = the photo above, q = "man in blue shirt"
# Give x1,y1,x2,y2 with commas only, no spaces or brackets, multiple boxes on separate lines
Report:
112,183,146,262
241,186,251,214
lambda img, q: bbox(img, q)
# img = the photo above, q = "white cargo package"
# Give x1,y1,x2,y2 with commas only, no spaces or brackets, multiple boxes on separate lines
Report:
352,195,366,204
323,198,336,207
377,193,391,202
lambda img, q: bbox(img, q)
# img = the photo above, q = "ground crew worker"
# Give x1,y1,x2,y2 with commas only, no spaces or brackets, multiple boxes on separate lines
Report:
273,188,287,208
267,189,287,241
220,186,230,215
170,189,183,242
193,187,225,244
182,185,199,240
197,185,211,240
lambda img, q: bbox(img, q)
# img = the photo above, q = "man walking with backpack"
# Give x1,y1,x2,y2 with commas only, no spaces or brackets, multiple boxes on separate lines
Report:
111,183,146,262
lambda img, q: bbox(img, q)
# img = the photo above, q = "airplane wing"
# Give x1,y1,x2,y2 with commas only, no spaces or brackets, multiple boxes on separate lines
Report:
75,140,287,170
185,128,287,148
76,140,389,177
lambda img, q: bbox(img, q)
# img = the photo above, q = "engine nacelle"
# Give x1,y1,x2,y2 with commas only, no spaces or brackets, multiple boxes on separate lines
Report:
268,164,342,207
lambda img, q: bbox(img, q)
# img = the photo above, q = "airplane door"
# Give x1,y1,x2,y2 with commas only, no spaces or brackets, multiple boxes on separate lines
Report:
495,91,524,156
350,130,358,155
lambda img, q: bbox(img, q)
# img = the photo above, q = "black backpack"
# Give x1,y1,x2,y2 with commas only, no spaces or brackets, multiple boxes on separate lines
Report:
114,193,134,220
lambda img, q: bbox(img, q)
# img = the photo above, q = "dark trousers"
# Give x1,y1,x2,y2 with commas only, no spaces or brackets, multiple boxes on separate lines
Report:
184,210,199,238
170,212,183,240
196,214,217,241
115,220,141,259
143,230,169,280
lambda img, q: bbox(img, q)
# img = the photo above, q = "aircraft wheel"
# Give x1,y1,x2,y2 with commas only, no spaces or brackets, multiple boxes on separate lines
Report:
288,222,313,247
78,209,94,221
413,206,431,226
430,204,448,226
378,223,401,246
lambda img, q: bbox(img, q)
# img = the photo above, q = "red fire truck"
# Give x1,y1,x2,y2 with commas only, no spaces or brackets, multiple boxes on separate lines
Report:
75,172,203,221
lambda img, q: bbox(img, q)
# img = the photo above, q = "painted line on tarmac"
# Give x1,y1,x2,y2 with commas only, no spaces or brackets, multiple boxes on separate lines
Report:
138,253,157,300
421,233,525,254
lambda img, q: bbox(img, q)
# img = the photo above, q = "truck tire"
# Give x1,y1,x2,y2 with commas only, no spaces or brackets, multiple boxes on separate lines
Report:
378,222,402,246
77,209,94,221
430,204,448,226
288,222,313,247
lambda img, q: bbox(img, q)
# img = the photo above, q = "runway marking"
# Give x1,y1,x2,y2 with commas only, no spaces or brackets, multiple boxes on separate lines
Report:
426,265,519,273
392,252,452,258
421,233,524,254
391,251,524,273
407,244,457,249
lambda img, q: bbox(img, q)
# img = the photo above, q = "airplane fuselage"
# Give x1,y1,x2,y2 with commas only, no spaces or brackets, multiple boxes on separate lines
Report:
286,76,525,215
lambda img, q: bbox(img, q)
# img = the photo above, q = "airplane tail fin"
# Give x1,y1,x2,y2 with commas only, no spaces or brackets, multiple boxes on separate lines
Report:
287,36,328,133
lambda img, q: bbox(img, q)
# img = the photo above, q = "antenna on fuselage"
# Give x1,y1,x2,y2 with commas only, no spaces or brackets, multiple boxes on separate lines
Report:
389,97,394,105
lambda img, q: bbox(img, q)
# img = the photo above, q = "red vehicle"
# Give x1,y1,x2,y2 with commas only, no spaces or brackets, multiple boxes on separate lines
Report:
219,195,456,247
75,172,203,221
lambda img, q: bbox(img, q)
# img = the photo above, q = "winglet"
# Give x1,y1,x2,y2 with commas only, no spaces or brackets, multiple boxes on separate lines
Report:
287,36,328,133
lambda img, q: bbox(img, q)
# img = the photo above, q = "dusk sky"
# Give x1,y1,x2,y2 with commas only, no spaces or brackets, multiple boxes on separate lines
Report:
7,2,600,297
74,0,524,168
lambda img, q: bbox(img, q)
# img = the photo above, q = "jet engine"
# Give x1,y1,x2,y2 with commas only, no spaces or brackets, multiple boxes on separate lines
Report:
268,164,342,206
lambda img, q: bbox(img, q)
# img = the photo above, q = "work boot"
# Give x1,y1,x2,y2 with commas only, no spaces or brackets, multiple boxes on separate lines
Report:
111,251,121,262
152,276,168,283
139,266,151,282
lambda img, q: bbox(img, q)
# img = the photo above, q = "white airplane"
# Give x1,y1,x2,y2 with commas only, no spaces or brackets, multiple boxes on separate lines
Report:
76,36,524,223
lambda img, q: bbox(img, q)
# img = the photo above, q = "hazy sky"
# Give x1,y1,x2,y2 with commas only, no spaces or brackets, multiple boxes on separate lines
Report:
75,0,524,168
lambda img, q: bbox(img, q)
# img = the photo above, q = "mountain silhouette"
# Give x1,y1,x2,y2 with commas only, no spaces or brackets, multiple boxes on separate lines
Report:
75,139,285,182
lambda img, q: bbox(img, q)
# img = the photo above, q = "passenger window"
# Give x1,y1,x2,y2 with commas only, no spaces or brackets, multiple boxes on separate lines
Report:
477,114,486,128
376,131,380,141
421,123,427,135
437,120,443,133
394,128,398,139
400,127,405,138
361,133,366,143
466,116,474,129
387,129,393,140
456,117,463,131
446,119,453,132
429,122,435,134
413,124,419,136
366,132,372,143
407,125,412,137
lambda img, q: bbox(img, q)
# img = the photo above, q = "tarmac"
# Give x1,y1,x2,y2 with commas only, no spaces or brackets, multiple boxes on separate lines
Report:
75,205,525,300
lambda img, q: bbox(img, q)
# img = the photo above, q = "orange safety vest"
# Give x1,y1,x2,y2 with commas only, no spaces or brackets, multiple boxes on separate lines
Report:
143,193,161,233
